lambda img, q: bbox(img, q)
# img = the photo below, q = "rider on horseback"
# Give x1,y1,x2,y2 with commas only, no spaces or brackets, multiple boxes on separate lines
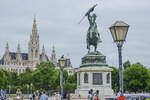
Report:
85,5,102,52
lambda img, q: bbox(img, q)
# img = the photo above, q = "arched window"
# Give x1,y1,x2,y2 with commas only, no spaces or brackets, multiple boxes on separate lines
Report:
84,73,88,83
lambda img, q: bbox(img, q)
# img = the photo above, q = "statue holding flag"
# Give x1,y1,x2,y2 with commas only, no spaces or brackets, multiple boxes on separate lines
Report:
79,4,102,52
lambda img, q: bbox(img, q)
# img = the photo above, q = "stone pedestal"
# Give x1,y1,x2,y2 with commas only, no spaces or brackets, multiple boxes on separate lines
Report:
74,51,114,100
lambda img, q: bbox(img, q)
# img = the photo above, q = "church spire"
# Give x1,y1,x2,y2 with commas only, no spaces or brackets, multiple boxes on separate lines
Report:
51,45,57,67
6,42,9,52
41,45,46,62
32,16,38,36
42,45,45,54
4,42,10,64
17,42,21,53
16,42,22,62
28,16,40,61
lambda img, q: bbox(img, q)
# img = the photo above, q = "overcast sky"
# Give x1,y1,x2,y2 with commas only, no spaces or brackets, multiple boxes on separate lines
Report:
0,0,150,68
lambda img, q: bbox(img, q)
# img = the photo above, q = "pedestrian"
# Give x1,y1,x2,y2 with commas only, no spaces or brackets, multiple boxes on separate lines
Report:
79,93,82,98
88,91,92,100
0,88,6,100
35,91,39,100
67,92,71,100
40,91,48,100
32,92,35,100
94,90,100,100
6,95,13,100
56,92,60,100
29,94,32,100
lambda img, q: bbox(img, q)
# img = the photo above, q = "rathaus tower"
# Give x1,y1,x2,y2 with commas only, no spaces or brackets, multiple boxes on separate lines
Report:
28,17,40,62
0,17,49,74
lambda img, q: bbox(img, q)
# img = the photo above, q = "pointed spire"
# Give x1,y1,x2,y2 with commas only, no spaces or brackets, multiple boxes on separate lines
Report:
52,45,55,52
41,45,46,62
4,42,10,63
5,42,9,54
16,42,22,62
17,42,21,53
32,16,37,35
28,16,40,61
6,42,9,51
51,45,57,67
42,45,45,54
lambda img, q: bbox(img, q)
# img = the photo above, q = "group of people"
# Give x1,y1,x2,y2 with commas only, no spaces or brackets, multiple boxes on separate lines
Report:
88,89,100,100
50,92,71,100
0,88,6,100
30,90,48,100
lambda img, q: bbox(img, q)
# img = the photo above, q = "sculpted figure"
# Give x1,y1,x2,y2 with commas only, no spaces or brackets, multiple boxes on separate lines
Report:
85,4,102,52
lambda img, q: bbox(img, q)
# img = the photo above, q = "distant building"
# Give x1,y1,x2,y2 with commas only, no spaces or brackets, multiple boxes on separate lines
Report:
0,17,49,74
55,58,75,75
0,17,75,75
51,46,57,67
64,58,75,75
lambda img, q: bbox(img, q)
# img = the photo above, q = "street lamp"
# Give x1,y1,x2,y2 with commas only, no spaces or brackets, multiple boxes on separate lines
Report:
109,21,129,96
58,55,66,100
27,84,29,94
30,83,33,94
8,85,11,94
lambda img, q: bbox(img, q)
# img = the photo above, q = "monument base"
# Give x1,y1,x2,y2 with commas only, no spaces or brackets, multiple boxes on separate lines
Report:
74,66,114,100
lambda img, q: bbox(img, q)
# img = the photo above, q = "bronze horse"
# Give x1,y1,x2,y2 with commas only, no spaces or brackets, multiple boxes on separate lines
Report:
86,5,101,52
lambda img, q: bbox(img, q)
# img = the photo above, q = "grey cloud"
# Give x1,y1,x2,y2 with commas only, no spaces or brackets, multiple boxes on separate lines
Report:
0,0,150,68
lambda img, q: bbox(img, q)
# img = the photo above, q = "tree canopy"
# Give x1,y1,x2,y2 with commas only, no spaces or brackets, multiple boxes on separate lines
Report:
0,62,77,94
123,62,150,92
0,61,150,94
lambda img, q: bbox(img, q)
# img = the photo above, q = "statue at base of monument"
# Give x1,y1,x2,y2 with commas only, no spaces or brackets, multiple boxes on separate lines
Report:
80,4,102,52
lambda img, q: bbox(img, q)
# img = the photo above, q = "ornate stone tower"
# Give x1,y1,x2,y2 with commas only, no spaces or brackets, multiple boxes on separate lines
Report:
16,42,22,62
51,46,57,67
28,17,40,62
41,45,47,62
4,42,10,64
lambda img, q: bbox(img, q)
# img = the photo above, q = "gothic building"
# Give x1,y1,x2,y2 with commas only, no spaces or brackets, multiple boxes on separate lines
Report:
0,17,75,75
0,18,50,74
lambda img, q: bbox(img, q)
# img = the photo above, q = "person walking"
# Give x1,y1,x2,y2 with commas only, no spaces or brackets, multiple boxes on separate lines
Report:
32,92,35,100
35,91,39,100
40,91,48,100
67,92,71,100
88,91,92,100
0,88,6,100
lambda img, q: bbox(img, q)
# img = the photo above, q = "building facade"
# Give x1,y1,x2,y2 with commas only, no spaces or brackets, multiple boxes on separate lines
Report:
0,17,75,75
0,18,50,74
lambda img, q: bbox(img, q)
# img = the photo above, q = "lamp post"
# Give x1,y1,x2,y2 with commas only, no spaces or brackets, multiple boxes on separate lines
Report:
58,55,66,100
30,83,33,94
27,84,29,94
109,21,129,96
8,85,11,94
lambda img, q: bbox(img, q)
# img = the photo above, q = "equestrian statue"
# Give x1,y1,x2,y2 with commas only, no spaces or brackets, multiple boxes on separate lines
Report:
79,4,102,52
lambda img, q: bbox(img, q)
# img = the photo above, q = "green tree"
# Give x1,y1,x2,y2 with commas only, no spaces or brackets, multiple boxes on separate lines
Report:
124,62,150,92
11,72,19,86
123,60,131,69
18,69,32,86
109,66,119,91
32,62,58,90
0,70,8,89
64,72,77,93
